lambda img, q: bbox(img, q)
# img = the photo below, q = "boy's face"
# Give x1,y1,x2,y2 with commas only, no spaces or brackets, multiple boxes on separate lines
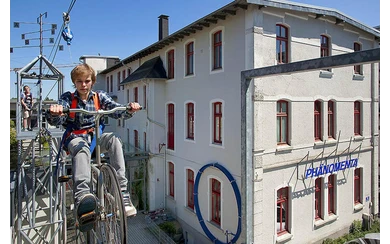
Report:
73,73,93,99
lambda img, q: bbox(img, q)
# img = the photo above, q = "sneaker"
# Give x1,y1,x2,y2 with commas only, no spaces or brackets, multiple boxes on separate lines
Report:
28,127,33,131
76,193,97,232
122,191,137,217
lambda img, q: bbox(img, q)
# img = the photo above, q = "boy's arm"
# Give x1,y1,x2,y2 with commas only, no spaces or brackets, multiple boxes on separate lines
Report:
45,92,71,126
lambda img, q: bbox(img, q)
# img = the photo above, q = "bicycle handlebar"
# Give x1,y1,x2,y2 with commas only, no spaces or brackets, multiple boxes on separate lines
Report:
43,105,142,116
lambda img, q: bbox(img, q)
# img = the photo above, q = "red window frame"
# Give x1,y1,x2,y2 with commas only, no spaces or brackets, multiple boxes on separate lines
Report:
186,42,194,75
211,178,221,225
134,87,138,103
143,85,147,109
354,43,362,74
314,100,322,141
328,174,335,214
328,101,335,139
122,70,126,90
354,101,361,135
167,104,175,150
213,31,222,70
167,49,175,79
354,168,361,205
277,100,289,145
213,102,222,144
321,35,331,71
315,178,322,220
187,103,194,140
127,68,131,76
276,24,289,64
187,169,194,210
117,72,121,91
169,162,174,197
276,187,289,235
110,75,113,93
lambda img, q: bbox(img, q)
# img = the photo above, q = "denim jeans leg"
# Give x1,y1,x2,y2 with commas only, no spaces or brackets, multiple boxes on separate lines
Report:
100,132,128,191
68,137,92,205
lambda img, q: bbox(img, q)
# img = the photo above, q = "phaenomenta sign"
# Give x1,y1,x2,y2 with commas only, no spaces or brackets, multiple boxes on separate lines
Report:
305,158,358,179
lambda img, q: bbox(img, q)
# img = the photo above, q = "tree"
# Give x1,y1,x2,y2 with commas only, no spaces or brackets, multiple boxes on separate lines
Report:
10,120,18,170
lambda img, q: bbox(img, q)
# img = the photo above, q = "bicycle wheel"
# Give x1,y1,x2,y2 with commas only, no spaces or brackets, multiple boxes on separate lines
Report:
91,164,127,244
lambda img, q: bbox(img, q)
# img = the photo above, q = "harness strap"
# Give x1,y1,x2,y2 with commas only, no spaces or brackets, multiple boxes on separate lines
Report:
55,92,103,176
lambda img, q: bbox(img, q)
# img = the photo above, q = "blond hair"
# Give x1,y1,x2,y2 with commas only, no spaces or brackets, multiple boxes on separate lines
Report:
70,63,96,85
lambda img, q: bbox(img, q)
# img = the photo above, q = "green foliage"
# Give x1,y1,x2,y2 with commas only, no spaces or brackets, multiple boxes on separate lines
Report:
10,120,17,145
159,221,176,236
322,218,380,244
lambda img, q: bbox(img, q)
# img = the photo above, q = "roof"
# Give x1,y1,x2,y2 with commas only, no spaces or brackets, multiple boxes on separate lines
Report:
99,0,380,74
120,56,167,85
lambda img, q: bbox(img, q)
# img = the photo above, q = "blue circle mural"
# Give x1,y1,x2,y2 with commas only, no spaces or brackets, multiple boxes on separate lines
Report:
193,162,242,244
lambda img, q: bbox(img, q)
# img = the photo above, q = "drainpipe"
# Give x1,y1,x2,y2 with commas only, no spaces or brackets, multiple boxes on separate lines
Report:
370,62,379,216
143,81,167,209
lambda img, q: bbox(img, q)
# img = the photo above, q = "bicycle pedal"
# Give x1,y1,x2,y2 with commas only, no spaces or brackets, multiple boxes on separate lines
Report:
78,211,97,226
58,175,71,183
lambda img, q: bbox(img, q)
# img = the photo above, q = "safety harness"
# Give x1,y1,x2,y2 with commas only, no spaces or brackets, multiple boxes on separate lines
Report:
55,92,105,174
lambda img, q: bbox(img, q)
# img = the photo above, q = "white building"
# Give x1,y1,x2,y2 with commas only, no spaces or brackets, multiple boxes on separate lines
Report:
82,0,380,243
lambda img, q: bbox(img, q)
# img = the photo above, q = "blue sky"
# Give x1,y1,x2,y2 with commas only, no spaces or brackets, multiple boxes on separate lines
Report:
9,0,380,100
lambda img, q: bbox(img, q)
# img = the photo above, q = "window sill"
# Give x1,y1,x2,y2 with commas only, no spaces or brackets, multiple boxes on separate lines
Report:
319,70,333,78
276,145,293,153
353,135,364,141
276,232,293,243
354,203,364,212
184,206,196,215
353,74,364,81
314,215,338,229
325,139,337,146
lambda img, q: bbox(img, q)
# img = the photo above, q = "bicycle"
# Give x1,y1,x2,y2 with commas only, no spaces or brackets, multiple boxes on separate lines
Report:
55,105,139,244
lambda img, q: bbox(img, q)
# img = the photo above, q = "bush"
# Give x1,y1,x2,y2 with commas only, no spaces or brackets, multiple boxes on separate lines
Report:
322,218,380,244
159,221,176,236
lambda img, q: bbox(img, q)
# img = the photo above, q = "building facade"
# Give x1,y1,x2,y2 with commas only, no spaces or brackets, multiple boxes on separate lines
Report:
83,0,380,243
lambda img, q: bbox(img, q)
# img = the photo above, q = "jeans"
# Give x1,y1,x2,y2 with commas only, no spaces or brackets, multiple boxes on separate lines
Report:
68,132,128,205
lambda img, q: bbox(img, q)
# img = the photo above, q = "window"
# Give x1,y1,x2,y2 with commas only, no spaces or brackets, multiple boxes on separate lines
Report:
328,174,335,215
169,162,174,197
211,178,221,226
276,187,289,235
354,168,362,205
127,89,130,103
167,49,175,79
167,103,175,150
117,72,121,91
213,102,222,144
187,103,194,140
143,85,147,109
328,101,335,139
213,30,222,70
314,100,322,141
106,77,109,92
186,42,194,75
276,24,289,64
354,101,361,136
277,100,289,145
127,68,131,76
144,132,147,151
320,35,331,71
134,87,138,103
187,169,194,210
354,42,362,74
118,119,121,127
134,130,139,149
122,70,126,90
315,178,323,220
110,75,113,93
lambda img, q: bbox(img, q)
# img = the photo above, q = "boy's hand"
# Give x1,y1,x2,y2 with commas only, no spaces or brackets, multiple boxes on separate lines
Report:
49,104,64,116
128,102,142,113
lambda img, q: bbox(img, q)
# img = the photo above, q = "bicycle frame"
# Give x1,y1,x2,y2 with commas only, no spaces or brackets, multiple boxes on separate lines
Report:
64,106,131,213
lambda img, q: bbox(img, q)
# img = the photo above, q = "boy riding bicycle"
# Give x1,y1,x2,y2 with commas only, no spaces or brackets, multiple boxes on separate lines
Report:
46,63,141,231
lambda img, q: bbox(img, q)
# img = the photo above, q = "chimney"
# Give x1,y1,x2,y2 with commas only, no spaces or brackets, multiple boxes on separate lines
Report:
158,15,169,40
